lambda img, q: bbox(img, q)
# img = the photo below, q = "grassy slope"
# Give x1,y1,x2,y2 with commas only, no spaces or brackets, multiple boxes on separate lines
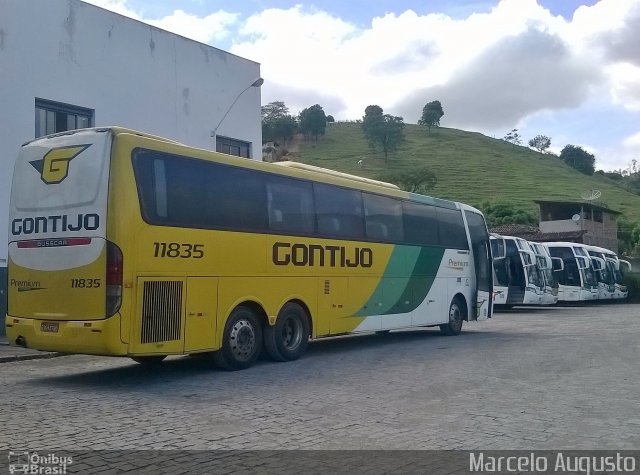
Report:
290,123,640,222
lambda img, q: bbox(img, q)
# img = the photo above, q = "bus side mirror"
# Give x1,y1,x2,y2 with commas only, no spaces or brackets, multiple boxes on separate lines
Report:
591,257,605,272
551,257,564,272
491,238,506,260
576,256,589,270
536,256,549,270
620,259,632,273
519,250,536,267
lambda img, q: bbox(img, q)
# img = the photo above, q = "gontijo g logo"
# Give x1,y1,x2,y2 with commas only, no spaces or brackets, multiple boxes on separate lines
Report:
29,144,91,185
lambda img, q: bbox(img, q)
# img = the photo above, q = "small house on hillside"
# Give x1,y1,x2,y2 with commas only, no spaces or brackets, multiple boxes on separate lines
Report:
491,200,620,252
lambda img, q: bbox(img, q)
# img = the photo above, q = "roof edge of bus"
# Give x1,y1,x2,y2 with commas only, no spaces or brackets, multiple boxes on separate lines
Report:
457,202,484,215
273,161,400,190
21,127,184,147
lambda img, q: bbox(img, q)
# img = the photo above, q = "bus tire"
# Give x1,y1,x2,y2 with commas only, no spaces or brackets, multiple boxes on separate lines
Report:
214,306,262,371
263,302,310,362
131,355,166,365
440,297,464,336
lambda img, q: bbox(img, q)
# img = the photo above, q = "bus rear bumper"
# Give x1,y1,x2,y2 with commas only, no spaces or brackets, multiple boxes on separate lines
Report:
5,314,127,356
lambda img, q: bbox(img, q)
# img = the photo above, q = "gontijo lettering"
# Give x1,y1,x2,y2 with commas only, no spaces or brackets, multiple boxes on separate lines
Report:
11,213,100,236
273,242,373,268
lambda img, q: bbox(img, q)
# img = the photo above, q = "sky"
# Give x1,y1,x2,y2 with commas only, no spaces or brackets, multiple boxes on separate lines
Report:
82,0,640,172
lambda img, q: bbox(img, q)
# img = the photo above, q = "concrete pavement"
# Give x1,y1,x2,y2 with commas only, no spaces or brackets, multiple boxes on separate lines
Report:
1,304,639,452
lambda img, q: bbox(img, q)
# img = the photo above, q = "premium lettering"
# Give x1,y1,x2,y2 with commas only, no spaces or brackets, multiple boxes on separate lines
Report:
11,213,100,236
10,279,42,288
273,242,373,268
448,259,469,268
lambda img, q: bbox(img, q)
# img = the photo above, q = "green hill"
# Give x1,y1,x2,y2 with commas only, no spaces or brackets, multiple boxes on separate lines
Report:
288,122,640,223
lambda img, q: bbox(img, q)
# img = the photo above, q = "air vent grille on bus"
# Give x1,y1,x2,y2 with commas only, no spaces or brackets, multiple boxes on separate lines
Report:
141,281,183,344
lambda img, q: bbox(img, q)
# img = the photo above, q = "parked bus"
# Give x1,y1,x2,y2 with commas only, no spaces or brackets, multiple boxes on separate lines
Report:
544,242,598,302
6,127,493,370
499,236,544,307
490,235,509,306
584,245,630,300
529,241,561,305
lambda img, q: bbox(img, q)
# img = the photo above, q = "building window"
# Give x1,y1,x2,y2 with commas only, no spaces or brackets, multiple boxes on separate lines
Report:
35,98,94,138
216,136,251,158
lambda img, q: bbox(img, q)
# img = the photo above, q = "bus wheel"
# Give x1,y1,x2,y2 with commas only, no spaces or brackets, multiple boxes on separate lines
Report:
214,306,262,371
264,303,310,362
440,298,464,336
131,355,166,365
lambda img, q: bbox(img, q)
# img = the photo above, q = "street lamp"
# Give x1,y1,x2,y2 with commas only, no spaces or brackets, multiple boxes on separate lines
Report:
211,77,264,142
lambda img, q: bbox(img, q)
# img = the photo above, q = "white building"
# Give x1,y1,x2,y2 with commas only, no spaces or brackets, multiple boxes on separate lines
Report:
0,0,263,264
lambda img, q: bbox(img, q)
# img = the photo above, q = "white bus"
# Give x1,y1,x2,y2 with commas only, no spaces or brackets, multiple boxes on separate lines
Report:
496,235,544,307
584,245,630,300
544,242,599,302
490,235,509,306
529,241,561,305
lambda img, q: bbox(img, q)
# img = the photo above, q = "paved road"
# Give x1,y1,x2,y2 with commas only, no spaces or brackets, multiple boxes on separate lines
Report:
1,304,639,453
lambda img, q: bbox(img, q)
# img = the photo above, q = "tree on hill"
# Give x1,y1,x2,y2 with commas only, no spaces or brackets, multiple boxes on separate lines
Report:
326,115,335,123
528,135,551,154
418,100,444,133
261,101,297,145
380,168,437,194
261,101,288,121
617,216,640,254
559,144,595,175
299,104,327,141
503,129,522,147
361,105,406,162
479,201,537,227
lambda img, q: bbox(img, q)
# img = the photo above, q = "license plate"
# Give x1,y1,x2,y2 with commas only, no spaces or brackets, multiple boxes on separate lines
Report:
41,322,59,333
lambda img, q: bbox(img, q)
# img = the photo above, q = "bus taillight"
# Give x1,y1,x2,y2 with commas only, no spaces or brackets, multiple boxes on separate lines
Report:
106,240,123,316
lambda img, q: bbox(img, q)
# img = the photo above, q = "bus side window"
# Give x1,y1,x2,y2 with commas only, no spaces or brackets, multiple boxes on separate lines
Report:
402,201,438,246
314,183,365,239
363,193,403,242
436,207,469,250
266,176,314,234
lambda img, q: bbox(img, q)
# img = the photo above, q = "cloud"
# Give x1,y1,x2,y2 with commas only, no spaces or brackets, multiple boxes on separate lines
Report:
623,130,640,147
81,0,141,20
81,0,238,44
598,4,640,66
263,82,347,117
369,41,438,75
147,10,239,44
231,0,604,123
392,28,603,128
607,64,640,111
80,0,640,170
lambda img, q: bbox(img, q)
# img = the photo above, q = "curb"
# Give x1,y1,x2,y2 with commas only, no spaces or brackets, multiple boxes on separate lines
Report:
0,351,65,363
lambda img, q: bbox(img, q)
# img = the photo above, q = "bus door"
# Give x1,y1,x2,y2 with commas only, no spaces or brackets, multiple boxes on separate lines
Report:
464,211,492,320
184,277,218,352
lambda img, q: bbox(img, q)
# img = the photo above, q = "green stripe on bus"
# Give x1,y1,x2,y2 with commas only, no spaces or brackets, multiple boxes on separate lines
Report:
355,245,445,317
407,246,446,311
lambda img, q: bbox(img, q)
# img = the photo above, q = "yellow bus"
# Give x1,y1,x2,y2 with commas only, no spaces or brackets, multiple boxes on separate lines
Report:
6,127,493,370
